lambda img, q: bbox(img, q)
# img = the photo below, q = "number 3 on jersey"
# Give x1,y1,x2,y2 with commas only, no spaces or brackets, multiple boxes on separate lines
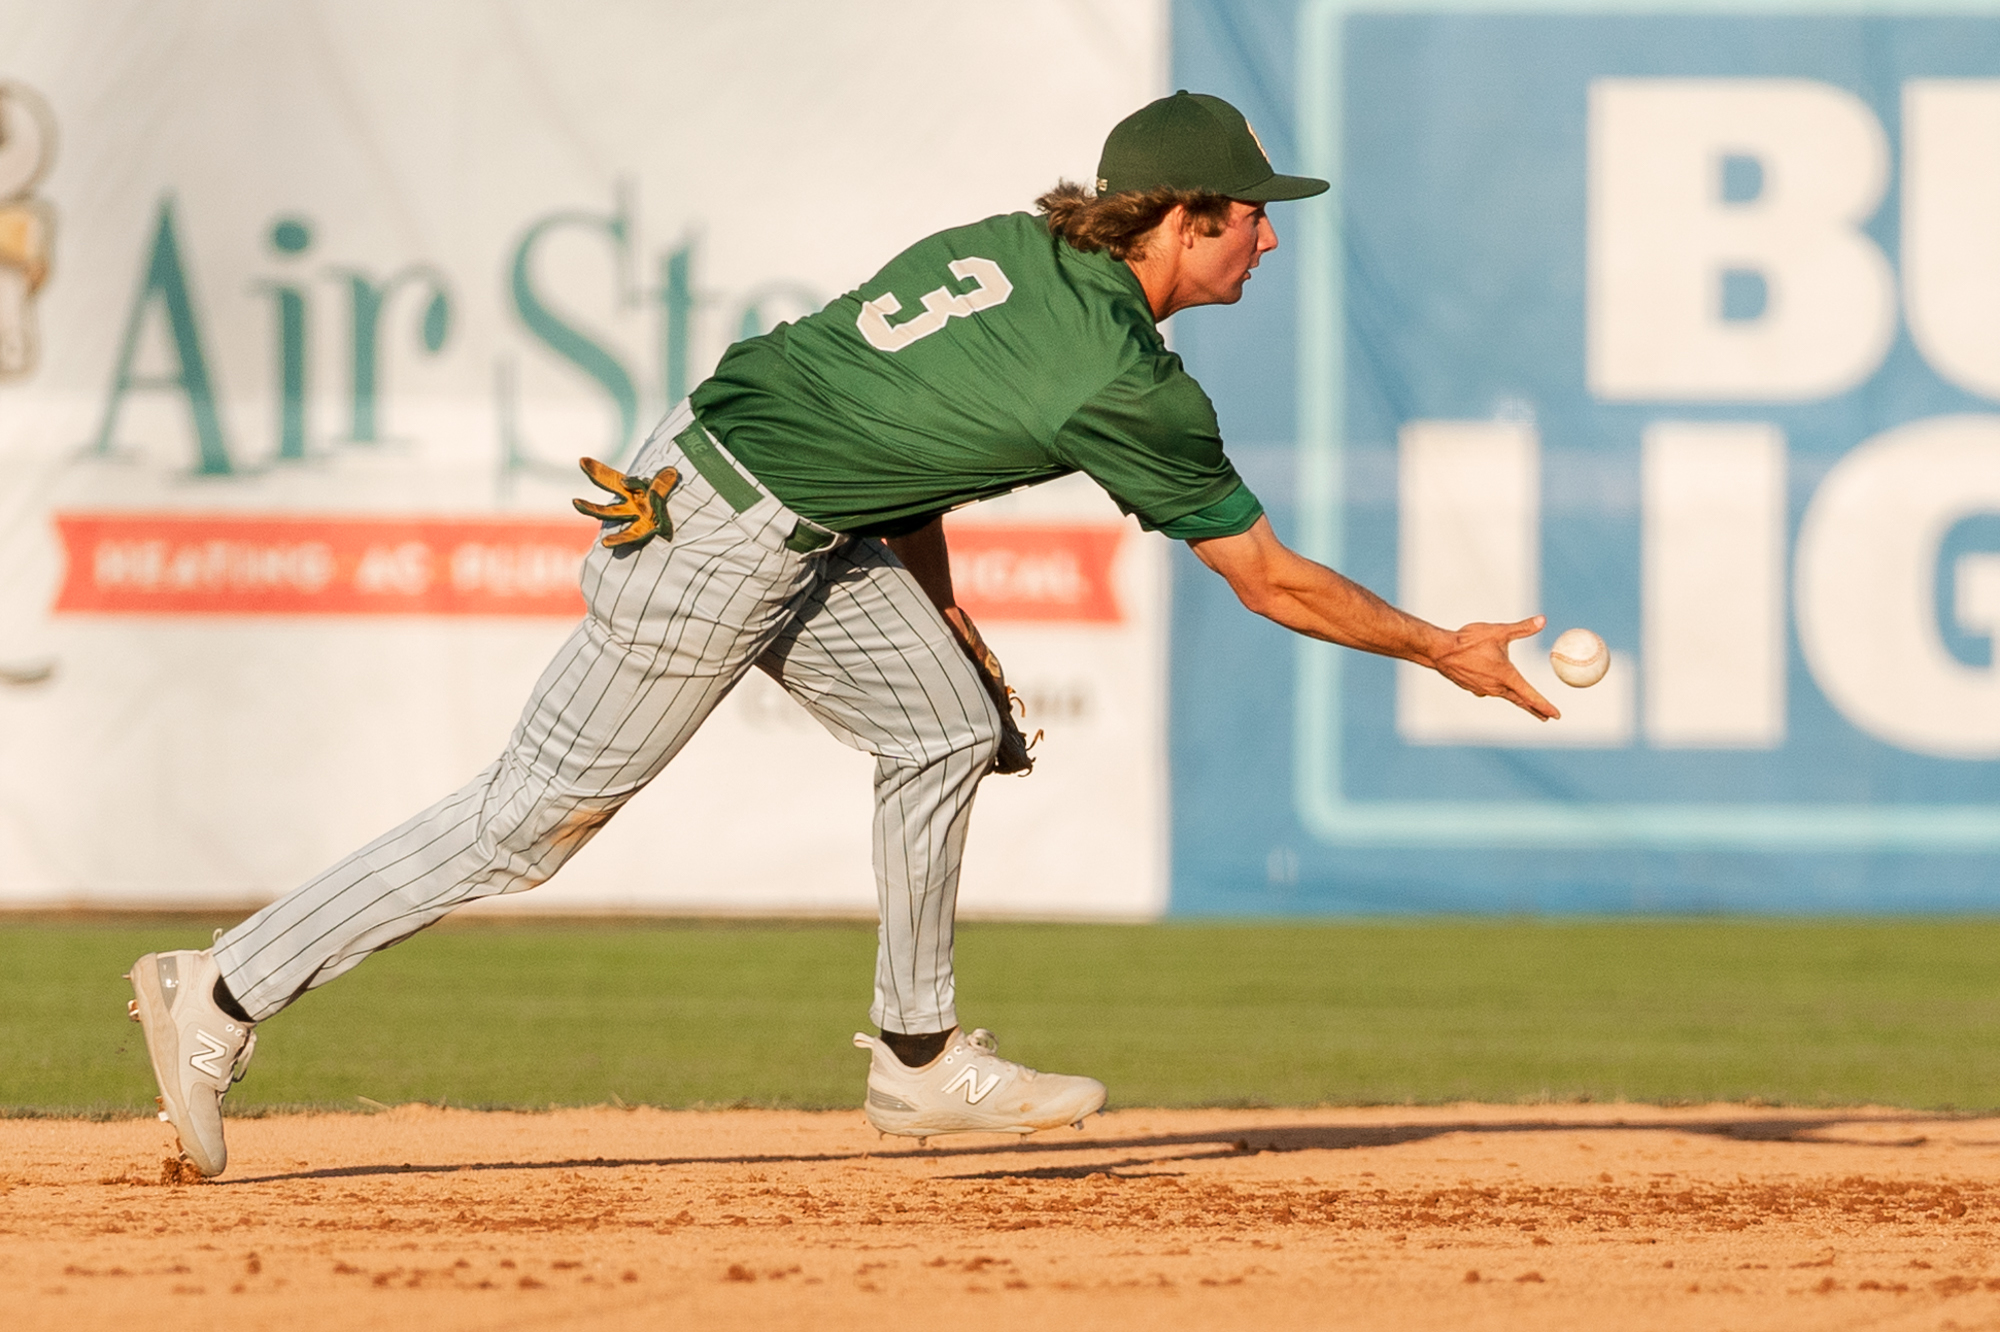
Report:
856,257,1013,353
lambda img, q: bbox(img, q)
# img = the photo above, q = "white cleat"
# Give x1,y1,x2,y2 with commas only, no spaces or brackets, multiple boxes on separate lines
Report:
125,950,256,1178
852,1027,1106,1139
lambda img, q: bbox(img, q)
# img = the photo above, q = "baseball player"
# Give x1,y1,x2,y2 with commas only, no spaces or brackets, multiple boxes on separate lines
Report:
127,91,1556,1176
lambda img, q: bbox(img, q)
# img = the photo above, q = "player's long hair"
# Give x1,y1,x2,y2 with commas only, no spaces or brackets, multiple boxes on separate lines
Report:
1036,181,1233,261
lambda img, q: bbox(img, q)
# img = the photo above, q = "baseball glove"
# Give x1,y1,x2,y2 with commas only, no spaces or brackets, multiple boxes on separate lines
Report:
573,457,679,549
944,606,1040,776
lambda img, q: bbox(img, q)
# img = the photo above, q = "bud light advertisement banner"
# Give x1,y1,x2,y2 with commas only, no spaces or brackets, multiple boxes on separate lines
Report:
0,2,1170,912
1171,0,2000,913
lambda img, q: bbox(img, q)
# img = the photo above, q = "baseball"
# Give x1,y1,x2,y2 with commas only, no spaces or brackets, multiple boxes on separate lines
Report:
1549,627,1609,688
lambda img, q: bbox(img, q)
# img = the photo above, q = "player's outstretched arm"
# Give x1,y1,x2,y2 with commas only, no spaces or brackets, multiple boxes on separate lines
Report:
1188,516,1559,721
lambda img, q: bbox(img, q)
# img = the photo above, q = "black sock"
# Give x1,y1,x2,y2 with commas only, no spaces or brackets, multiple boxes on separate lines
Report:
212,977,253,1024
880,1029,950,1068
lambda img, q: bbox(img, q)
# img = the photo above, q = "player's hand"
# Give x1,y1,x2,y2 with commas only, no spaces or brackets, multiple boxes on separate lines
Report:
1432,615,1560,721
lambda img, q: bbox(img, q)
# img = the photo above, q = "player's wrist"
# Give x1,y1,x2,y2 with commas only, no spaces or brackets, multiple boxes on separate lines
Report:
1405,621,1458,671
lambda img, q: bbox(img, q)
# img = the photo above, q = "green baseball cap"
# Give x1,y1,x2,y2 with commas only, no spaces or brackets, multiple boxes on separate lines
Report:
1095,91,1329,202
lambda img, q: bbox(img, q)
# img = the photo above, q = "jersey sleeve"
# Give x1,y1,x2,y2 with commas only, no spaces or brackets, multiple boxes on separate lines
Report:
1051,353,1262,535
1153,481,1265,539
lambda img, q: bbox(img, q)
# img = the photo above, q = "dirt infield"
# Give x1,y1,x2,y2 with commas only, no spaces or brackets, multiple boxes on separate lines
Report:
8,1103,2000,1330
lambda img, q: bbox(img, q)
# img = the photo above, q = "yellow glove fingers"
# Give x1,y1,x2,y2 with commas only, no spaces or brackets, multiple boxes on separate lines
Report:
644,468,678,542
575,458,678,550
577,456,637,497
572,498,638,522
599,521,657,549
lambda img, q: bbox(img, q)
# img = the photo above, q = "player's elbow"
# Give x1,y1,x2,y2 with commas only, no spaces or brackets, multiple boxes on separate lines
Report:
1191,524,1286,619
1224,570,1285,621
1200,560,1280,624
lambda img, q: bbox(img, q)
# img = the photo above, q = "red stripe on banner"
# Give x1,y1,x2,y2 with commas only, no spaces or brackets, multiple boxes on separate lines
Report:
943,522,1124,623
53,514,1127,622
52,514,598,616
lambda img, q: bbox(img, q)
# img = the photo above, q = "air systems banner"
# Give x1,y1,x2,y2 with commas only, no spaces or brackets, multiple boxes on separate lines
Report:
0,1,1170,913
1171,0,2000,913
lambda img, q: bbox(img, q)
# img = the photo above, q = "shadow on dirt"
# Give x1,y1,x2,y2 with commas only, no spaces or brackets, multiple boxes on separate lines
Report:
217,1111,1962,1186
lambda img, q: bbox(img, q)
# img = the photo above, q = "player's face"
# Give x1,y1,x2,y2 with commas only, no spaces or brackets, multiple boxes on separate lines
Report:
1181,201,1276,307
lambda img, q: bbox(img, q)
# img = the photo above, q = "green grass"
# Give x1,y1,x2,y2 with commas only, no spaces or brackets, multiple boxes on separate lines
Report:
7,915,2000,1115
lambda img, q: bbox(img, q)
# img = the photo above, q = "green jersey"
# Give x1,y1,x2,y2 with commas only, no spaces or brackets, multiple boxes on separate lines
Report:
689,211,1264,539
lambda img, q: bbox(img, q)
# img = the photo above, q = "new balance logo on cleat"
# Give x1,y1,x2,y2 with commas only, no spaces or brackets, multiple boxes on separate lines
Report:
188,1029,230,1078
855,1027,1105,1139
942,1065,1000,1104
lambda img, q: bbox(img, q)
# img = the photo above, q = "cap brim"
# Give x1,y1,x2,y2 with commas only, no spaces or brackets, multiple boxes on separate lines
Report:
1233,173,1329,202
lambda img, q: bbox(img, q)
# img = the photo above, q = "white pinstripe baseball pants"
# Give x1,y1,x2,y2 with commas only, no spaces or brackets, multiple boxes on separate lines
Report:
213,401,1001,1034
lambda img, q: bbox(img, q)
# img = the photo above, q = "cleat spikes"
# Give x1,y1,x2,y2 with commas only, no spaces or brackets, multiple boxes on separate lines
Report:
158,1110,170,1122
127,1000,140,1022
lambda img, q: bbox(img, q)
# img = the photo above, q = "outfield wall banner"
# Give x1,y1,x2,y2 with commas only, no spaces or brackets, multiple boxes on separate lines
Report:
0,1,1170,915
1170,0,2000,913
